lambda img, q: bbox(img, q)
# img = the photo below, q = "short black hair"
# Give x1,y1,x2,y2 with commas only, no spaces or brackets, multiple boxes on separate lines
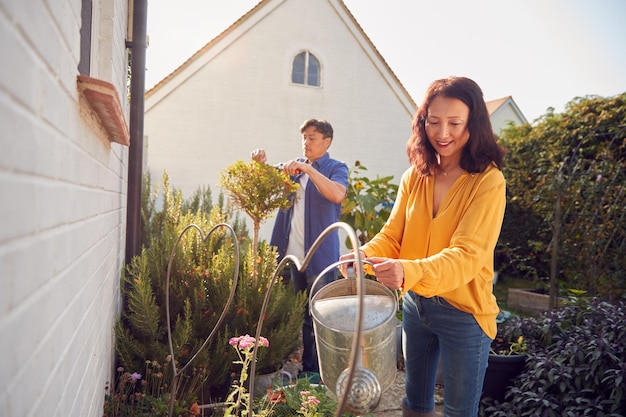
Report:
300,118,333,140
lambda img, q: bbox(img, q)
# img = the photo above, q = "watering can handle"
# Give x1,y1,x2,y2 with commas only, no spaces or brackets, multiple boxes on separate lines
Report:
349,260,402,311
308,258,373,306
308,259,401,312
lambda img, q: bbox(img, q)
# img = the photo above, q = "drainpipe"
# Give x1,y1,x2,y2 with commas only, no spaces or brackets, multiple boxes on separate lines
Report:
125,0,148,263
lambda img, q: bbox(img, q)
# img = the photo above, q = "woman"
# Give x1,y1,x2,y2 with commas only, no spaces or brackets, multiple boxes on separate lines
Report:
340,77,506,417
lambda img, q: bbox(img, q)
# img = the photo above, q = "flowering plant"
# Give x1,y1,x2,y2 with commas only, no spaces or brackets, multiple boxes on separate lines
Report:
490,335,528,355
103,360,202,417
262,377,357,417
223,335,359,417
341,161,398,248
223,335,273,417
297,390,322,417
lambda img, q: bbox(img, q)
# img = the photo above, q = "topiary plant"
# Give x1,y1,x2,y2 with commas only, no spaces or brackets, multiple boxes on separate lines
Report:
218,159,306,373
219,160,299,278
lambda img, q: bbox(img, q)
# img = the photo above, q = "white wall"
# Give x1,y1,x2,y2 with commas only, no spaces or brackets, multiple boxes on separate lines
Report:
144,0,415,242
490,101,527,133
0,1,129,416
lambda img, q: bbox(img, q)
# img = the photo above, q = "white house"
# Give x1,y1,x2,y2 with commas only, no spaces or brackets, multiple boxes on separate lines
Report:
0,1,140,416
144,0,527,241
487,96,528,133
144,0,416,215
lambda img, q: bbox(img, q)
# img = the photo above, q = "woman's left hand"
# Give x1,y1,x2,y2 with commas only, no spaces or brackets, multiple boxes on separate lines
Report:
367,257,404,291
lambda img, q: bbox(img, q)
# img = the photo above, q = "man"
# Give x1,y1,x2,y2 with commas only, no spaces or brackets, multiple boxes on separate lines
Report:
251,118,349,379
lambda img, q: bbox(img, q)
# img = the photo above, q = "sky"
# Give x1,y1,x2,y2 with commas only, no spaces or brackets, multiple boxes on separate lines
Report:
145,0,626,123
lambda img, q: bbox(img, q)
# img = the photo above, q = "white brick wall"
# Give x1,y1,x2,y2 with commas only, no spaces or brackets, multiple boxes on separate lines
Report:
0,1,129,416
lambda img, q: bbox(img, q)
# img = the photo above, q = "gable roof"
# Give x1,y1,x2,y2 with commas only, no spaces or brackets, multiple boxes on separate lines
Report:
145,0,416,111
145,0,527,134
486,96,509,115
486,95,528,124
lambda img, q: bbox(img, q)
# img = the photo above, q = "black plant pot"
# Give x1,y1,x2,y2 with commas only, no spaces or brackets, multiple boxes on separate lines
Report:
481,354,526,403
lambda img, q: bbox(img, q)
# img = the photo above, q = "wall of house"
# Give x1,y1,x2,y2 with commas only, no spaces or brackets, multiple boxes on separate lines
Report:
0,1,129,416
144,0,415,243
490,102,527,133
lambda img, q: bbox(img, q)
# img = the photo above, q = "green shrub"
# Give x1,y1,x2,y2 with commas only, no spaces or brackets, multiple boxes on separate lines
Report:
340,161,398,248
481,298,626,416
497,94,626,296
115,172,306,407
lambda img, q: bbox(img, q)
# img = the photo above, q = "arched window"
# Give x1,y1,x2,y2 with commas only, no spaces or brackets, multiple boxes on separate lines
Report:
292,51,320,87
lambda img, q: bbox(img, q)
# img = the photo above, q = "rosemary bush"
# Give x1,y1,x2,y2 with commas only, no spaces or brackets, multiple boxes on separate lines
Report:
113,172,305,409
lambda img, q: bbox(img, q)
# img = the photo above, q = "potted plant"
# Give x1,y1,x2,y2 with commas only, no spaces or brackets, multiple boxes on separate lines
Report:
219,160,299,278
263,378,355,417
481,323,528,403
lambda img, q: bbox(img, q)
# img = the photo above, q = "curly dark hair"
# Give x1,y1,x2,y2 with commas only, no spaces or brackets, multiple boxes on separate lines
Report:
406,76,506,175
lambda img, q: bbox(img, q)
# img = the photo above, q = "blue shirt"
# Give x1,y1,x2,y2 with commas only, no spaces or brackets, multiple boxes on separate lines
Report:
270,153,349,277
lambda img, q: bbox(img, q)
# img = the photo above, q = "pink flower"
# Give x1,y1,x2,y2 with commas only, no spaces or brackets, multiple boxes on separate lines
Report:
237,334,256,350
258,336,269,348
130,372,142,381
229,334,269,350
300,392,321,410
306,396,320,405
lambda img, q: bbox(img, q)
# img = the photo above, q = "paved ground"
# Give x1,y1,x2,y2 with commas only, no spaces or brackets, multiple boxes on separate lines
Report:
283,356,444,416
372,369,444,417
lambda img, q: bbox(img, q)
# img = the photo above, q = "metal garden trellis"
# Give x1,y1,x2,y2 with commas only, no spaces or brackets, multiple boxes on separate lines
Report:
163,221,374,417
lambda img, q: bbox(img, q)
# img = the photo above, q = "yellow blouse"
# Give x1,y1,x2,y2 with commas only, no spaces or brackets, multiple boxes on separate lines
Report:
361,163,506,339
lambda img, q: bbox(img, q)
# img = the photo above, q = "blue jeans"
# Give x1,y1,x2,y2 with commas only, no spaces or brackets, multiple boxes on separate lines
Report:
402,291,491,417
291,265,337,373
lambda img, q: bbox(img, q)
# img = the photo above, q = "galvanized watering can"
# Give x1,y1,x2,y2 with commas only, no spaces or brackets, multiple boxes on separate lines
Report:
310,271,398,414
304,222,398,415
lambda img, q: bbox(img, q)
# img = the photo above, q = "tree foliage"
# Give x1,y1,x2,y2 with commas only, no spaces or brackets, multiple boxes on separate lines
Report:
340,161,398,248
219,160,299,277
497,93,626,298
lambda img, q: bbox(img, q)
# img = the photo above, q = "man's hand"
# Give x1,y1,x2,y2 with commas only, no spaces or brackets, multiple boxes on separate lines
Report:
251,148,267,164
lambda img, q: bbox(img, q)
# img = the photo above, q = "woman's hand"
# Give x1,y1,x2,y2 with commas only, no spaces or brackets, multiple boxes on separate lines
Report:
339,251,365,278
368,257,404,291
